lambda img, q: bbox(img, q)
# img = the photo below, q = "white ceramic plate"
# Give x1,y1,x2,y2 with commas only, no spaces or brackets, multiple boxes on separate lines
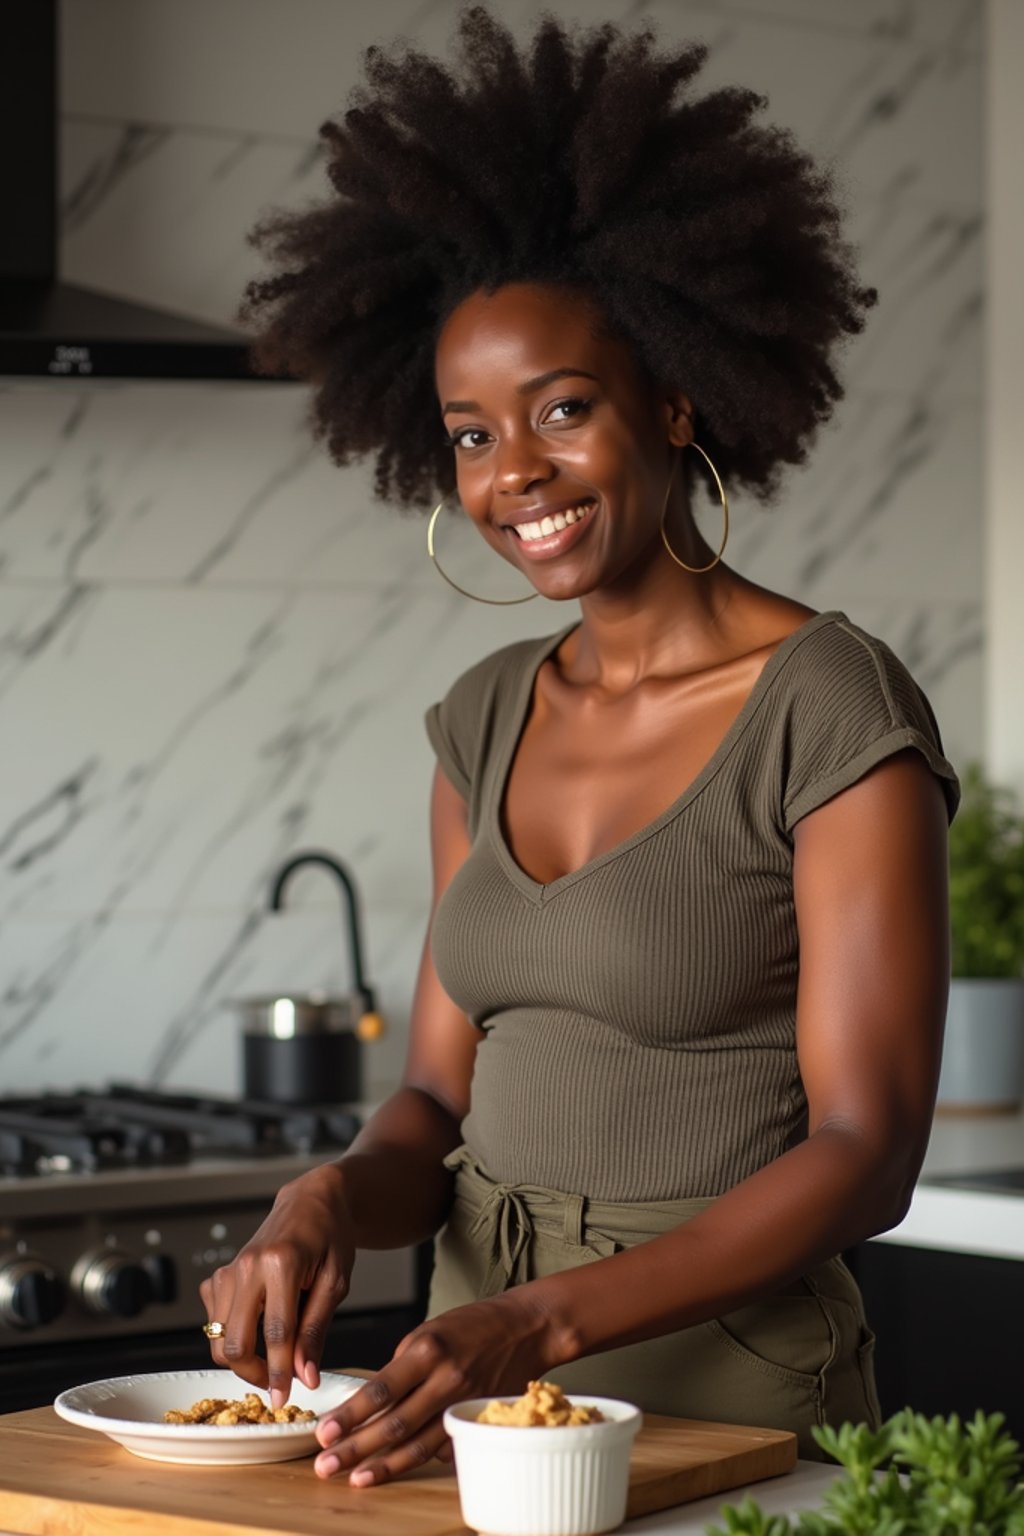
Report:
54,1367,365,1465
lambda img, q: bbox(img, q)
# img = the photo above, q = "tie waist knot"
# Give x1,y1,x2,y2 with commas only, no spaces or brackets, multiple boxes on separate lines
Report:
467,1183,536,1293
442,1143,715,1298
444,1144,587,1297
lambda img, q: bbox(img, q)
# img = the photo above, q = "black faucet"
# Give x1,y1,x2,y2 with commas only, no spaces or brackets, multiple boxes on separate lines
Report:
269,851,382,1034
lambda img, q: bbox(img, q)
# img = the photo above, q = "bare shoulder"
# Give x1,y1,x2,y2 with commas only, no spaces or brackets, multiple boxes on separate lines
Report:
740,578,817,636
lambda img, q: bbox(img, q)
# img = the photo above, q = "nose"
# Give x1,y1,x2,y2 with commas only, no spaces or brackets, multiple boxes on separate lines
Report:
493,428,556,497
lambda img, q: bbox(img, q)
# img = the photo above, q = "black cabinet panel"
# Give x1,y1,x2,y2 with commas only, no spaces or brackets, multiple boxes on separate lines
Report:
846,1242,1023,1444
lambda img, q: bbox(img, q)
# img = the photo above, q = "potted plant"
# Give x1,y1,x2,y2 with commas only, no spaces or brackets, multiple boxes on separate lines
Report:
938,763,1024,1113
707,1408,1024,1534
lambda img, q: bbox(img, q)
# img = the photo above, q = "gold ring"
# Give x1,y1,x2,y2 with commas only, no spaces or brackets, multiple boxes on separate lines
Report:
203,1320,226,1339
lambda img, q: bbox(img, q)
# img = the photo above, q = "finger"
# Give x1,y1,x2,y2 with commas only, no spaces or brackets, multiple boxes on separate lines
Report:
315,1369,461,1475
209,1263,269,1391
350,1422,447,1486
391,1328,417,1359
315,1350,428,1445
294,1266,348,1389
200,1268,242,1375
258,1251,307,1408
316,1419,449,1485
435,1438,455,1464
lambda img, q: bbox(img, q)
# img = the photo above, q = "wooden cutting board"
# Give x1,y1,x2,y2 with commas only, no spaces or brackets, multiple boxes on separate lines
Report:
0,1401,796,1536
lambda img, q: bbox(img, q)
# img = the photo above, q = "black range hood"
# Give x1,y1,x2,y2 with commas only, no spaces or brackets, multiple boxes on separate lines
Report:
0,1,270,381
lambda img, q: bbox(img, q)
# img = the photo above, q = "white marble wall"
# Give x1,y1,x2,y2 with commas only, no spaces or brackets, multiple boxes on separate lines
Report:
0,0,983,1096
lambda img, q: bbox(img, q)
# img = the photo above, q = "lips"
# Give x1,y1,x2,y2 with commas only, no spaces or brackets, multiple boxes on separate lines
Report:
502,498,598,561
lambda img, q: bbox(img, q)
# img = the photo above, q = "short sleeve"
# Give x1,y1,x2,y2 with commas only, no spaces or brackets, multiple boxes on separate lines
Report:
781,620,960,832
423,641,531,804
424,629,572,812
425,696,472,800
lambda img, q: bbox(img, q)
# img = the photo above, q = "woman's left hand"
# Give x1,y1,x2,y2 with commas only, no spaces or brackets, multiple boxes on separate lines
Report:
313,1291,563,1484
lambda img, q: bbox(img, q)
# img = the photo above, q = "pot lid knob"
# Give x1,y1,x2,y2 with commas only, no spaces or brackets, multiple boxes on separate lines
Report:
356,1010,386,1041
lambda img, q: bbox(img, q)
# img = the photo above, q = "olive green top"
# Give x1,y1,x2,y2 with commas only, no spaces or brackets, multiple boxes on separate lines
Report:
425,610,959,1203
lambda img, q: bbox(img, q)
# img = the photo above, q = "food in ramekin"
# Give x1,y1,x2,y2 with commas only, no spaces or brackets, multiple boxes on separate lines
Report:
445,1389,642,1536
476,1380,605,1427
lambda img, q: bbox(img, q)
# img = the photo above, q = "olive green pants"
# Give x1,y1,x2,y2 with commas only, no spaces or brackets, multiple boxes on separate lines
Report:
428,1146,881,1460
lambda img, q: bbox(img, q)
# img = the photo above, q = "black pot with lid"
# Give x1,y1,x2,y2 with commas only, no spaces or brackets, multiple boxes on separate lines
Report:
239,852,384,1107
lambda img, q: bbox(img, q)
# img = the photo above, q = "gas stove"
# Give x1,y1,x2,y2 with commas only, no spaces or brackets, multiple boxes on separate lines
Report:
0,1086,424,1411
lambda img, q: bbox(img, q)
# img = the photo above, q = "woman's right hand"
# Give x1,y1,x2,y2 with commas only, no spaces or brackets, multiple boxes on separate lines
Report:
199,1160,355,1407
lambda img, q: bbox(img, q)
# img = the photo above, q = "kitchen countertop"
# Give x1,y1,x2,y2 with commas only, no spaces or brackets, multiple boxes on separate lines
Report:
920,1102,1024,1177
872,1103,1024,1260
624,1460,838,1535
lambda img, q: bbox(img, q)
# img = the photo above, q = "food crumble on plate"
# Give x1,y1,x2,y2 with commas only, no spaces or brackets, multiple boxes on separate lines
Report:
164,1393,315,1425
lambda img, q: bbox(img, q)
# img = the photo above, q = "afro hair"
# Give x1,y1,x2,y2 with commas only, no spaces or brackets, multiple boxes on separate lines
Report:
239,6,876,508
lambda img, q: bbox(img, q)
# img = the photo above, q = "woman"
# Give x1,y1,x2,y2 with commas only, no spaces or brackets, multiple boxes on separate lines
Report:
202,8,959,1485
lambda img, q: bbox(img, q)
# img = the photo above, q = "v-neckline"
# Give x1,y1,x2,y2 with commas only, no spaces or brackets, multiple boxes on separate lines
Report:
490,609,846,904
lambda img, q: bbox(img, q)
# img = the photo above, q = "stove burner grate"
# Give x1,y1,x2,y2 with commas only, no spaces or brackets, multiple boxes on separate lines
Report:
0,1085,359,1176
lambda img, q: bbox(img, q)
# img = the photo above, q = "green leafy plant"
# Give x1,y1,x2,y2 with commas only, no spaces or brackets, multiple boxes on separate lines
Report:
706,1410,1024,1536
948,763,1024,978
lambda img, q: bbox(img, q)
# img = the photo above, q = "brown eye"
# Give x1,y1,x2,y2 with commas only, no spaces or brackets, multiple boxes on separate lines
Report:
447,427,491,450
542,397,594,426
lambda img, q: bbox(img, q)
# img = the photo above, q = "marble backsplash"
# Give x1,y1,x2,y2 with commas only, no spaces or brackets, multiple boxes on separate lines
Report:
0,0,983,1096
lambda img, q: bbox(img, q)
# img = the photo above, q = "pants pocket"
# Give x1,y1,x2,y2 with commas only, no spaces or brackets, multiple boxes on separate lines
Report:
709,1302,829,1400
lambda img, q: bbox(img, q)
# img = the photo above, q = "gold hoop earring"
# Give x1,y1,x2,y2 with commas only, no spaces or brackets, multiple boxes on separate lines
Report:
660,441,729,574
427,499,538,605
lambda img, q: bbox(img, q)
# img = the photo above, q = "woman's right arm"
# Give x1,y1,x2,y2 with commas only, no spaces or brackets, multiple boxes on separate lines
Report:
200,764,479,1403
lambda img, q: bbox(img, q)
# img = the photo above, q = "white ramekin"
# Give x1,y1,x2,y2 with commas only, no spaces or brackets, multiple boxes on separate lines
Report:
443,1394,642,1536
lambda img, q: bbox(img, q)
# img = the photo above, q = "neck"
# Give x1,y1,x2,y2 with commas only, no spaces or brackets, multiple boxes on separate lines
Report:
569,554,740,692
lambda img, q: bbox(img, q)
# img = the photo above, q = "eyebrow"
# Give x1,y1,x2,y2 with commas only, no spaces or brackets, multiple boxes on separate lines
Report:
441,367,601,416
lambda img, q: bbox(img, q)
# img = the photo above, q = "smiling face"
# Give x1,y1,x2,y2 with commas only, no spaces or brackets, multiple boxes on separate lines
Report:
434,283,693,602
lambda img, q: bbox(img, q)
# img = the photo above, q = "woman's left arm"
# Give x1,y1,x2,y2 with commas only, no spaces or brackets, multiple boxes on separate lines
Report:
315,749,950,1483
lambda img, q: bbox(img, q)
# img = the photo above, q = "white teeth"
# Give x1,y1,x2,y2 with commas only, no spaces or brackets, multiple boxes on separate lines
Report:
514,502,593,541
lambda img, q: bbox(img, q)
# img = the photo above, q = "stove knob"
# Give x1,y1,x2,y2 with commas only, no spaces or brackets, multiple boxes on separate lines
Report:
75,1252,153,1319
0,1257,66,1329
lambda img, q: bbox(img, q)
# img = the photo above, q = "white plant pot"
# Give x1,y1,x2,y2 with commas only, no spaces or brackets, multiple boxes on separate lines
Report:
936,977,1024,1114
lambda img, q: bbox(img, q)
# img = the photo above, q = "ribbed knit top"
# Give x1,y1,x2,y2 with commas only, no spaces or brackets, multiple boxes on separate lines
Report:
425,611,959,1203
